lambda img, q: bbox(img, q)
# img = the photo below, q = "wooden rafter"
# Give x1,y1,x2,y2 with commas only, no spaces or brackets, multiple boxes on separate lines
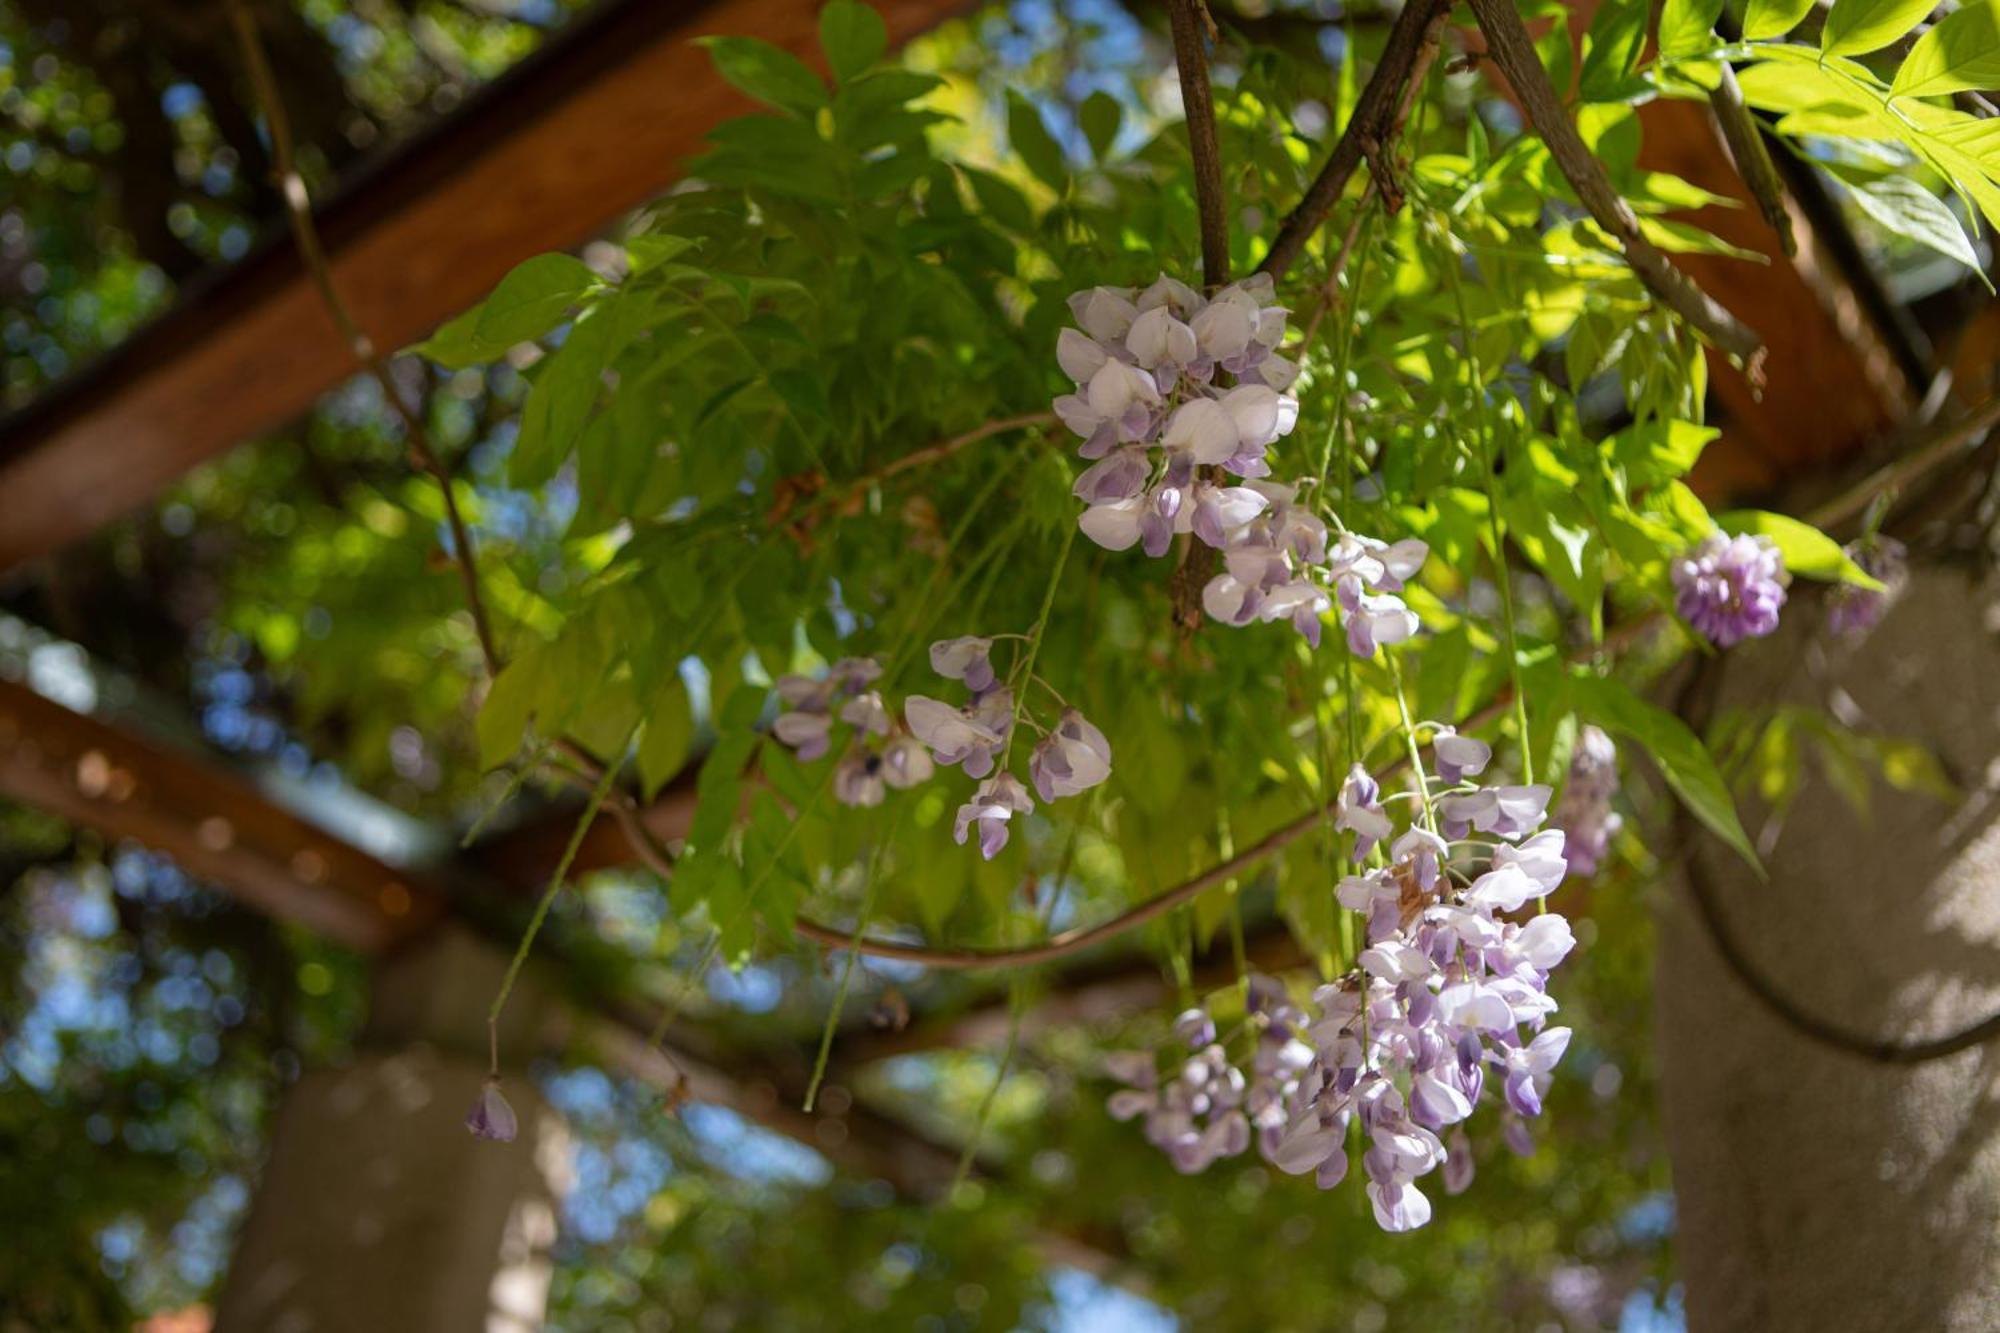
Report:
0,675,442,952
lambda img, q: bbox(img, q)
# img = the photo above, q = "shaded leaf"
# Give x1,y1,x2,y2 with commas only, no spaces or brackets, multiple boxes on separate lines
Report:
1568,673,1761,873
819,0,887,83
700,36,828,117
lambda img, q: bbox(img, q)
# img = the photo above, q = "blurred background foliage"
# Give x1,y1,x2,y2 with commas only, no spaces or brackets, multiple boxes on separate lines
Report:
0,0,1983,1327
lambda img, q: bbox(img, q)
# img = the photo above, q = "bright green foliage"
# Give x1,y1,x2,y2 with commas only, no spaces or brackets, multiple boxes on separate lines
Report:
371,0,1999,974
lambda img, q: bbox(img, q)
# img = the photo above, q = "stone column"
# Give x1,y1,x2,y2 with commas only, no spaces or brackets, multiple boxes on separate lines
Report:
1657,566,2000,1332
215,929,570,1333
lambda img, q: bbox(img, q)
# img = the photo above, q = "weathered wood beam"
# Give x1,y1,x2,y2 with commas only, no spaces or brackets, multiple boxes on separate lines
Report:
0,675,443,951
0,0,965,571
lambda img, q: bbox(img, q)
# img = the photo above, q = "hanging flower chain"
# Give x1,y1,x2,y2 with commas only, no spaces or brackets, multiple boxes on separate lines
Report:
1054,275,1427,654
767,638,1111,859
1105,732,1583,1232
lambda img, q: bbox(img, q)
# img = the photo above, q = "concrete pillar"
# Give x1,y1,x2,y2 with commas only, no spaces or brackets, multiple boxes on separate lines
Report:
1658,566,2000,1332
216,929,570,1333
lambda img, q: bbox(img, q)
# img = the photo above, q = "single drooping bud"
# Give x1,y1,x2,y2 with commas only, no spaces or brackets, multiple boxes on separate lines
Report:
465,1076,519,1143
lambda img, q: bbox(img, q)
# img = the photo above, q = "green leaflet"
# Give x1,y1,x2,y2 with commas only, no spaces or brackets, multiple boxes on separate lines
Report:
1742,0,1816,40
1821,0,1936,56
1717,510,1884,587
1005,90,1069,193
818,0,887,84
1892,0,2000,101
411,252,598,368
1566,673,1762,873
1080,90,1123,161
698,36,828,118
1657,0,1724,57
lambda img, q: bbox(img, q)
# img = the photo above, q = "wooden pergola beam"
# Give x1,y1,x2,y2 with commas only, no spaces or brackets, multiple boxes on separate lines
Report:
0,0,965,572
0,675,443,952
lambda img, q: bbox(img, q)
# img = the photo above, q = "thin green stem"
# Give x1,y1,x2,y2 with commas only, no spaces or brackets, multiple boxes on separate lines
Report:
644,929,727,1051
803,825,891,1112
952,983,1025,1192
1386,654,1436,833
1006,520,1078,762
1436,218,1533,787
487,751,623,1075
461,743,555,848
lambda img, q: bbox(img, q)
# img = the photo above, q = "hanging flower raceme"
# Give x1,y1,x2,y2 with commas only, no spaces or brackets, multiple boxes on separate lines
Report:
1826,535,1906,637
1672,532,1786,648
1103,741,1579,1232
763,635,1107,851
1194,483,1430,654
1056,273,1428,654
905,635,1111,860
1553,725,1622,877
1058,274,1297,555
770,656,933,808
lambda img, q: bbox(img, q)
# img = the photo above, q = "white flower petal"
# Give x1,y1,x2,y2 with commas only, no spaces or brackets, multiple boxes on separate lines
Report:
1057,327,1109,383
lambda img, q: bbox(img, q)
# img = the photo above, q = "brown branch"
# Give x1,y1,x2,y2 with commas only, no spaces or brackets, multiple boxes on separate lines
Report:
1167,0,1229,289
1801,395,2000,530
1164,0,1232,633
1291,9,1443,352
1465,0,1765,371
1295,189,1378,351
843,412,1056,496
1709,62,1796,260
1257,0,1450,281
228,0,502,676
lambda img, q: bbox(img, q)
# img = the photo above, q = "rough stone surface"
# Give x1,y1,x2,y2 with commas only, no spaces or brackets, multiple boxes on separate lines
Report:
1659,565,2000,1333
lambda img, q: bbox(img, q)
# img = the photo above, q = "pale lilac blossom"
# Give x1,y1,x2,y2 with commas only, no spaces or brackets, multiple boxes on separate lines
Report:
1672,532,1786,647
1553,725,1622,876
952,772,1033,859
1431,729,1492,785
465,1077,519,1143
1827,535,1906,637
928,636,998,694
1029,709,1114,802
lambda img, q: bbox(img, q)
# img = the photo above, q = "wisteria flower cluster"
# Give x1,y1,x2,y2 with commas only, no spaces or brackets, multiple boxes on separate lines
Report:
767,638,1111,859
1105,732,1579,1231
1553,725,1622,877
1054,274,1429,655
1672,532,1786,648
1826,535,1906,637
1057,274,1300,546
771,656,934,809
906,635,1111,858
